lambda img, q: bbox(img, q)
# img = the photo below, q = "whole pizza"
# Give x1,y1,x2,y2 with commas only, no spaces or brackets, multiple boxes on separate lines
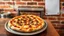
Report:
8,15,45,32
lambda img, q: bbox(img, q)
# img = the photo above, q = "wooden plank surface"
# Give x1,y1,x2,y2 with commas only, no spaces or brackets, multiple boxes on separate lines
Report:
0,18,60,36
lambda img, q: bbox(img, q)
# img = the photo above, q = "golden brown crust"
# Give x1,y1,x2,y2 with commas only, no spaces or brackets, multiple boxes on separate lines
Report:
8,15,45,32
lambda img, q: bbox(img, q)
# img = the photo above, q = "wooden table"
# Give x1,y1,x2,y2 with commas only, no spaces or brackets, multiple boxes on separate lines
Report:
0,18,60,36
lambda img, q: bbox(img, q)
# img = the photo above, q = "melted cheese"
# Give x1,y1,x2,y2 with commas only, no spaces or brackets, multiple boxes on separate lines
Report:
8,15,45,32
11,26,20,30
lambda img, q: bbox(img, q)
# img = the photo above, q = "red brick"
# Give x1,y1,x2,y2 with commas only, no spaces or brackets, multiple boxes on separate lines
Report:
33,0,43,1
38,2,45,5
4,9,15,12
16,1,26,5
6,2,14,5
56,29,64,36
0,6,10,8
62,14,64,16
48,17,56,20
51,21,60,24
61,21,64,24
11,11,17,15
52,23,57,27
22,0,32,1
27,2,37,5
61,0,64,2
55,24,64,29
60,33,64,36
56,29,64,33
51,21,60,28
43,16,47,19
12,0,20,1
58,17,64,20
56,29,64,34
0,2,5,4
56,29,59,33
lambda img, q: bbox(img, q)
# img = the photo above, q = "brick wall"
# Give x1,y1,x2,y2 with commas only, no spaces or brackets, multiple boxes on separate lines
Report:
43,0,64,36
0,0,64,36
0,0,45,12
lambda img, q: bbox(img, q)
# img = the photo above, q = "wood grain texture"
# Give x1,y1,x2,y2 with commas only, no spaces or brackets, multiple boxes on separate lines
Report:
0,18,60,36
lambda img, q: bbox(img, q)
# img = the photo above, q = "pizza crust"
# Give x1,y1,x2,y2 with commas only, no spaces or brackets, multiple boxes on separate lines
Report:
8,15,45,32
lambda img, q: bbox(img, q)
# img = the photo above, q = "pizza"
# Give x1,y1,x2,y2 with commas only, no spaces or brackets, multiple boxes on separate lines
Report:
8,15,45,32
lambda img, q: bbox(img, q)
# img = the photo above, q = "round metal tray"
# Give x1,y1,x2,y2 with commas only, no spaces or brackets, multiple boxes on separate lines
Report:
5,21,47,35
